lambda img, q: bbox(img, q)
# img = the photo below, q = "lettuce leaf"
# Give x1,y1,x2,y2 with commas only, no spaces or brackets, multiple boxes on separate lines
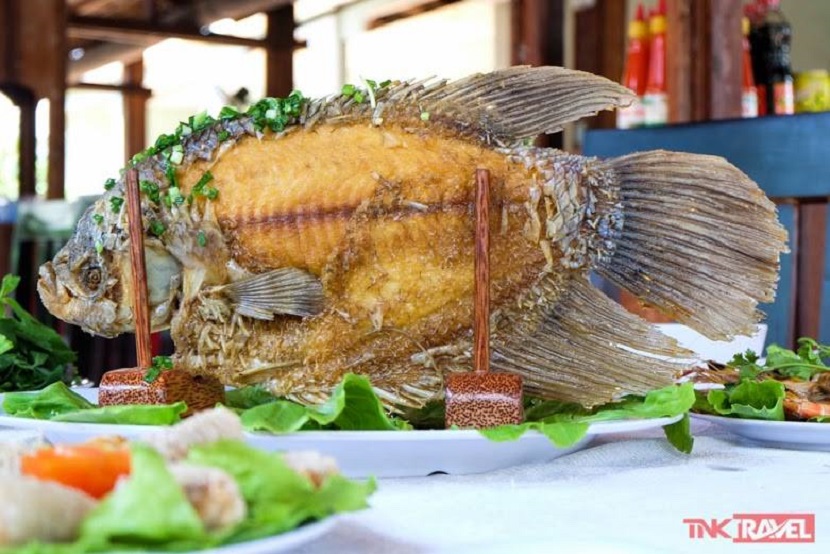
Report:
224,386,277,410
481,383,695,452
2,382,185,425
706,379,785,421
240,373,411,433
187,440,375,543
52,402,186,425
663,413,694,453
3,382,94,419
79,444,207,551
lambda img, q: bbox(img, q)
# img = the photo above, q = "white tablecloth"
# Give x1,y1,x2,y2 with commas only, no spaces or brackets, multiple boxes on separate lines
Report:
294,421,829,554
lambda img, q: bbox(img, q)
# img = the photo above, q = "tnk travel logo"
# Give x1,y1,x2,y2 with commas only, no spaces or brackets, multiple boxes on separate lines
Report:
682,514,815,543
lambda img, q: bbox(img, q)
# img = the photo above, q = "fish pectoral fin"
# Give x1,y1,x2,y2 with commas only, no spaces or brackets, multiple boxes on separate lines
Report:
224,268,324,319
492,276,692,407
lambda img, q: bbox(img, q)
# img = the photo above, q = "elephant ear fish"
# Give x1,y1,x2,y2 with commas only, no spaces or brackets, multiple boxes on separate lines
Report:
38,67,788,409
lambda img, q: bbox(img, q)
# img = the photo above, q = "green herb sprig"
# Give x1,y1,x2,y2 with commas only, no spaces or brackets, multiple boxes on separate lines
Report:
144,355,173,383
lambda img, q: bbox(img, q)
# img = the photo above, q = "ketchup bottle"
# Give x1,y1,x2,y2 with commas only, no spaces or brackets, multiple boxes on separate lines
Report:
741,17,759,118
617,3,649,129
643,0,668,126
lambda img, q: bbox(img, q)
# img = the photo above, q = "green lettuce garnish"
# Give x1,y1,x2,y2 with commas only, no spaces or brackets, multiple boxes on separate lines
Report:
240,373,411,433
2,381,93,418
3,382,186,425
705,379,786,421
187,440,375,543
481,383,695,452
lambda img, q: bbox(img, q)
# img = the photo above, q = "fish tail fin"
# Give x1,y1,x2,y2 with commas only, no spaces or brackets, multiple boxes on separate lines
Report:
492,276,687,405
598,150,789,339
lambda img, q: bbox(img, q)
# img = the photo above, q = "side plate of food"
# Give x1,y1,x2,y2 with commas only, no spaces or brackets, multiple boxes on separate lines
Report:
691,413,830,451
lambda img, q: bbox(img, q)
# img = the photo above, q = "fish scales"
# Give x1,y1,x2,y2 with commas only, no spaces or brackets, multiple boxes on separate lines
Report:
38,67,788,408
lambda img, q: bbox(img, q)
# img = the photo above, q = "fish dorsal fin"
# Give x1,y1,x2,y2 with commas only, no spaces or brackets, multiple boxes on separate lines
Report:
492,276,691,407
223,268,324,319
419,66,633,142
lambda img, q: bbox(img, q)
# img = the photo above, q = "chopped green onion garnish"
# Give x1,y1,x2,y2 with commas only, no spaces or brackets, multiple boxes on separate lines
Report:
219,106,238,119
92,213,104,225
95,240,104,255
204,187,219,200
197,231,207,247
169,150,183,165
110,197,124,213
353,91,365,103
149,220,166,237
167,186,184,206
139,180,161,204
342,84,356,97
193,171,215,198
104,178,116,191
179,124,192,136
420,111,430,122
217,130,230,142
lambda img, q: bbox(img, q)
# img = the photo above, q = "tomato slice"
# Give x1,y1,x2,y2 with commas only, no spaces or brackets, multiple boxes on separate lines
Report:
20,442,131,499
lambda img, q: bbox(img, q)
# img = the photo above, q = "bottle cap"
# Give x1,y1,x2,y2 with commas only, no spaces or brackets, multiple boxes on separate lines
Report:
742,16,750,36
628,3,648,39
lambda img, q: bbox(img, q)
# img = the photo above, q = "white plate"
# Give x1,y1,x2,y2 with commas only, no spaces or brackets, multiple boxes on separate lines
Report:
692,414,830,451
160,518,334,554
0,388,680,477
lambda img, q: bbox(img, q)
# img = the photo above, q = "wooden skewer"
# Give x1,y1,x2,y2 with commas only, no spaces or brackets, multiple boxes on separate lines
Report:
443,168,523,428
124,168,153,369
473,168,491,374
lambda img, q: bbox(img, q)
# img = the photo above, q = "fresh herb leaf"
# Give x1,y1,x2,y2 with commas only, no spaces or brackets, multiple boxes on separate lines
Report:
144,356,173,383
197,231,207,247
104,178,117,191
109,197,124,213
0,276,76,392
341,84,356,97
217,130,230,142
92,213,104,225
219,106,238,119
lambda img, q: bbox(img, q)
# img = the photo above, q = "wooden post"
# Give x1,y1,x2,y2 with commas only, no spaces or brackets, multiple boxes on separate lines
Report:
265,5,294,98
46,0,67,199
796,201,827,340
667,0,742,123
510,0,564,148
123,60,147,162
574,0,626,129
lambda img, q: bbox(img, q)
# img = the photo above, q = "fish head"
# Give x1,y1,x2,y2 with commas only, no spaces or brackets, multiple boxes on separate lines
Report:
38,201,182,337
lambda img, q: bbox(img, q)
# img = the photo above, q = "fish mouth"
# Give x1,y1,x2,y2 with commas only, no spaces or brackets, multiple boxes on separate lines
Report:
38,261,121,337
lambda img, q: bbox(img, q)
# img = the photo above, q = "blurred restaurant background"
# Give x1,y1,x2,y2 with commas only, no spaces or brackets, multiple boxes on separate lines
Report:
1,0,828,380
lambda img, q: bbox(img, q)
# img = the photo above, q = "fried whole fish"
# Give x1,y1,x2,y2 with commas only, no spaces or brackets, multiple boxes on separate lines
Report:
38,67,788,407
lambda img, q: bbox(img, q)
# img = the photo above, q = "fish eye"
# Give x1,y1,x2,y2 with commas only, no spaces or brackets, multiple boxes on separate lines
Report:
83,265,103,291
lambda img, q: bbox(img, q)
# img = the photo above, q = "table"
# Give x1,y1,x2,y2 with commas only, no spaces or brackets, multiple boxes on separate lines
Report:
295,420,829,554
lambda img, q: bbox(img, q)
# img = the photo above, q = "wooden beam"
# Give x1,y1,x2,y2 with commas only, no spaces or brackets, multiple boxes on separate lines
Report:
266,5,294,98
69,81,152,97
367,0,462,30
68,16,269,49
123,60,147,163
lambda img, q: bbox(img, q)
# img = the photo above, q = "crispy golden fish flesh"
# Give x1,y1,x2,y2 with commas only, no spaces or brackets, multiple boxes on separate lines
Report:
38,67,788,408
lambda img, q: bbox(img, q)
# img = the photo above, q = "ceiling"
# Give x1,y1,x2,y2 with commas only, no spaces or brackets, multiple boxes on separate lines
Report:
66,0,292,80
